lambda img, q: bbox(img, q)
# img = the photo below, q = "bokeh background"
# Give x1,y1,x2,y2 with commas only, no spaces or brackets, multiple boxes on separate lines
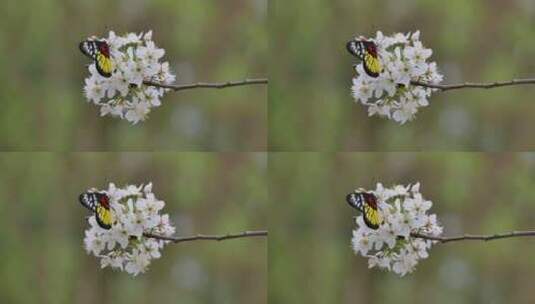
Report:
270,153,535,303
1,0,267,151
270,0,535,151
0,153,267,304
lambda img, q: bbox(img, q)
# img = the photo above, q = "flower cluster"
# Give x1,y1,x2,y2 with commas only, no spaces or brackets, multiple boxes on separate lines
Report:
83,183,176,276
83,31,176,124
351,183,443,276
350,31,443,124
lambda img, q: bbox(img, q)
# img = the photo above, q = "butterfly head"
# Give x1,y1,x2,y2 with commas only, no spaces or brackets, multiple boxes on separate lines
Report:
97,192,110,208
363,192,378,207
95,40,110,57
362,40,378,57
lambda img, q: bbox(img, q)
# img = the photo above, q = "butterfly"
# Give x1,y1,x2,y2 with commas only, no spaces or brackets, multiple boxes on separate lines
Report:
79,39,114,78
79,191,114,229
346,191,383,230
346,38,382,78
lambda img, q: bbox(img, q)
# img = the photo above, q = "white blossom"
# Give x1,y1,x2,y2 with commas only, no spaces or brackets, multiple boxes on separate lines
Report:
350,31,443,124
83,183,176,276
81,31,175,124
350,183,442,276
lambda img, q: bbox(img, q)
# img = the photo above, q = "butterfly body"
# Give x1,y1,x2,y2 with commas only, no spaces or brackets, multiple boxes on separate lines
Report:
346,191,383,229
346,39,382,78
79,39,114,78
79,191,113,229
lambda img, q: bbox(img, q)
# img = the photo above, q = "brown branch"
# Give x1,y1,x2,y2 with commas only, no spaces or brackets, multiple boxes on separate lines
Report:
143,230,268,243
411,230,535,244
411,78,535,92
144,78,268,91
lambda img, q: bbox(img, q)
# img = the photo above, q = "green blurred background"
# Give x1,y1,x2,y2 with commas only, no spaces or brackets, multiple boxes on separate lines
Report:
1,0,267,151
270,0,535,151
270,153,535,303
0,152,267,304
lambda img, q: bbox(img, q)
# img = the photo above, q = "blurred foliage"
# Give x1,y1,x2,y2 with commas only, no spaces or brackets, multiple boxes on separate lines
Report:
269,153,535,304
269,0,535,151
0,0,267,151
0,153,267,304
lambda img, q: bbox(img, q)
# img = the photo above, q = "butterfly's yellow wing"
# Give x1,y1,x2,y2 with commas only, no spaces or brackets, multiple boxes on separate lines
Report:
363,204,383,229
96,53,113,77
363,53,382,78
96,204,113,229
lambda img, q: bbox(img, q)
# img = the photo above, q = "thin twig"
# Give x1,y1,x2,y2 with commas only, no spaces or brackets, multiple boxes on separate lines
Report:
411,78,535,92
144,78,268,91
143,230,268,243
411,230,535,244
